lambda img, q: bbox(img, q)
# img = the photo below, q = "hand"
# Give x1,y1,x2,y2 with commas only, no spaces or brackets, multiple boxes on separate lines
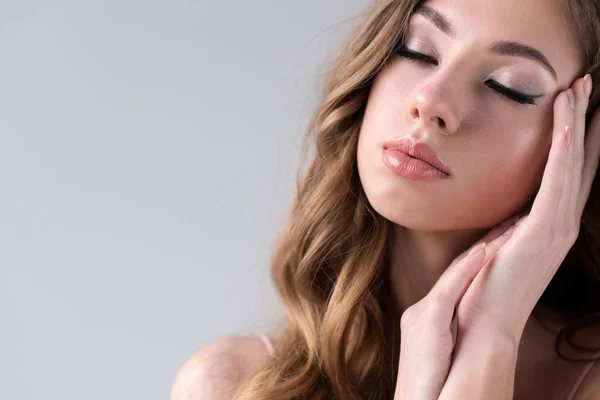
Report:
393,74,600,400
455,74,600,341
393,215,523,400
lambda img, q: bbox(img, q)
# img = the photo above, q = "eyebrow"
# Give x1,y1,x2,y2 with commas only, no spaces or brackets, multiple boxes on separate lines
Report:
413,5,558,81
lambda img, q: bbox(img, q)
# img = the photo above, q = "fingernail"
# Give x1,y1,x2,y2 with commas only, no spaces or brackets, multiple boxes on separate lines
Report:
584,74,593,99
567,89,576,110
565,125,573,147
468,242,487,257
502,225,517,236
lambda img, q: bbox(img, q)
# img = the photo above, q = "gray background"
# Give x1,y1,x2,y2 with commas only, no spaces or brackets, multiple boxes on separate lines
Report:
1,0,371,399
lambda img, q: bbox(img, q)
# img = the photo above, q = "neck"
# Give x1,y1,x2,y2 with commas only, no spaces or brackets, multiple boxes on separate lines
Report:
388,223,488,316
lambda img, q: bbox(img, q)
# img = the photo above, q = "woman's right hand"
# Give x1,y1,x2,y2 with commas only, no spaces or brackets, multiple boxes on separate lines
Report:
392,213,524,400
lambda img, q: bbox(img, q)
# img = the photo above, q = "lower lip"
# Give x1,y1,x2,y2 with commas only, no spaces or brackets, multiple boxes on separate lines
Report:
382,149,450,181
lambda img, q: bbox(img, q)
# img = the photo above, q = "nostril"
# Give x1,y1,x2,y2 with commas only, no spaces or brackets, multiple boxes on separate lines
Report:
431,116,445,128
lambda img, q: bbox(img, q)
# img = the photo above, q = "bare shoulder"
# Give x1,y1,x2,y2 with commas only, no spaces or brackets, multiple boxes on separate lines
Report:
169,335,273,400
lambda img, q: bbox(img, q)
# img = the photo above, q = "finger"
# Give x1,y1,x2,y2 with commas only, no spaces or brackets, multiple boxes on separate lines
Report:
562,76,589,217
578,80,600,216
529,90,573,228
432,220,519,319
448,215,520,267
452,225,518,308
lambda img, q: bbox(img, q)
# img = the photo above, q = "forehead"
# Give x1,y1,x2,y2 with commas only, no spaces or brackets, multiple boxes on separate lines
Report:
417,0,582,85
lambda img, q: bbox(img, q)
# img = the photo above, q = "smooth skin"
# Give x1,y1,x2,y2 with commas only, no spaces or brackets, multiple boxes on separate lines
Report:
394,75,600,399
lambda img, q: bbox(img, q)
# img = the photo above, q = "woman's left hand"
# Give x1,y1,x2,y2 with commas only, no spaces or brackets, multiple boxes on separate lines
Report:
456,74,600,342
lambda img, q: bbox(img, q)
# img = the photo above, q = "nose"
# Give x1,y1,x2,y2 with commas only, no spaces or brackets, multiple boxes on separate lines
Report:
409,77,462,135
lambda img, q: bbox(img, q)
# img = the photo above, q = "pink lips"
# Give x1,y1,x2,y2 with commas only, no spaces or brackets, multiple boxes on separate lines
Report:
381,137,451,182
383,137,451,176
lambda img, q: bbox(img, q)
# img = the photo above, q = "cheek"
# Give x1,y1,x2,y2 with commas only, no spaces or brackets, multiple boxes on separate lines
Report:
464,130,552,219
501,106,554,188
472,100,554,187
447,105,554,225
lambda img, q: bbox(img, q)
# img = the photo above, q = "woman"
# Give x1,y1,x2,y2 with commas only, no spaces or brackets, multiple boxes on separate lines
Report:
171,0,600,398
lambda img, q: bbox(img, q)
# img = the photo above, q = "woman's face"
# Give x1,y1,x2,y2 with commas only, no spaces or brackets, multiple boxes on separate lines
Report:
357,0,583,231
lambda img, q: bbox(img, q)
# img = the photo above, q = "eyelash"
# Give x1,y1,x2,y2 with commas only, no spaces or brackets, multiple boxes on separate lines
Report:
395,46,538,106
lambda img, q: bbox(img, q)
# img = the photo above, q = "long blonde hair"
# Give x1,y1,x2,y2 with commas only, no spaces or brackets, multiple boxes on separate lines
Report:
234,1,600,398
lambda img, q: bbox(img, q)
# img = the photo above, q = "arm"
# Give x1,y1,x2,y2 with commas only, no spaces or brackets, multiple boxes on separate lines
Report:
437,326,519,400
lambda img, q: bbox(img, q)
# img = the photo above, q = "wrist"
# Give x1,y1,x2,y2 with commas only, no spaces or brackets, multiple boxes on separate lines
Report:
461,310,526,349
462,322,520,356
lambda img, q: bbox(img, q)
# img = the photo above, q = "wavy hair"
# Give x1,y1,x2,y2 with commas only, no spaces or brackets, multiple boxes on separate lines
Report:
233,0,600,398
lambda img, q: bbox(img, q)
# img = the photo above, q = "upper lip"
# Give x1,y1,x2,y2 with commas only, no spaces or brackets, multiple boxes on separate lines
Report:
383,137,451,175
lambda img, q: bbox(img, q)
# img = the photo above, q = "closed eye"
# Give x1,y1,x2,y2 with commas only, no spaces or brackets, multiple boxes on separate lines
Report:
395,46,541,106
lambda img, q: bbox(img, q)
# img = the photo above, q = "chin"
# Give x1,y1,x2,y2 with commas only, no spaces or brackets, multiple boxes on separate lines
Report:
364,192,460,232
